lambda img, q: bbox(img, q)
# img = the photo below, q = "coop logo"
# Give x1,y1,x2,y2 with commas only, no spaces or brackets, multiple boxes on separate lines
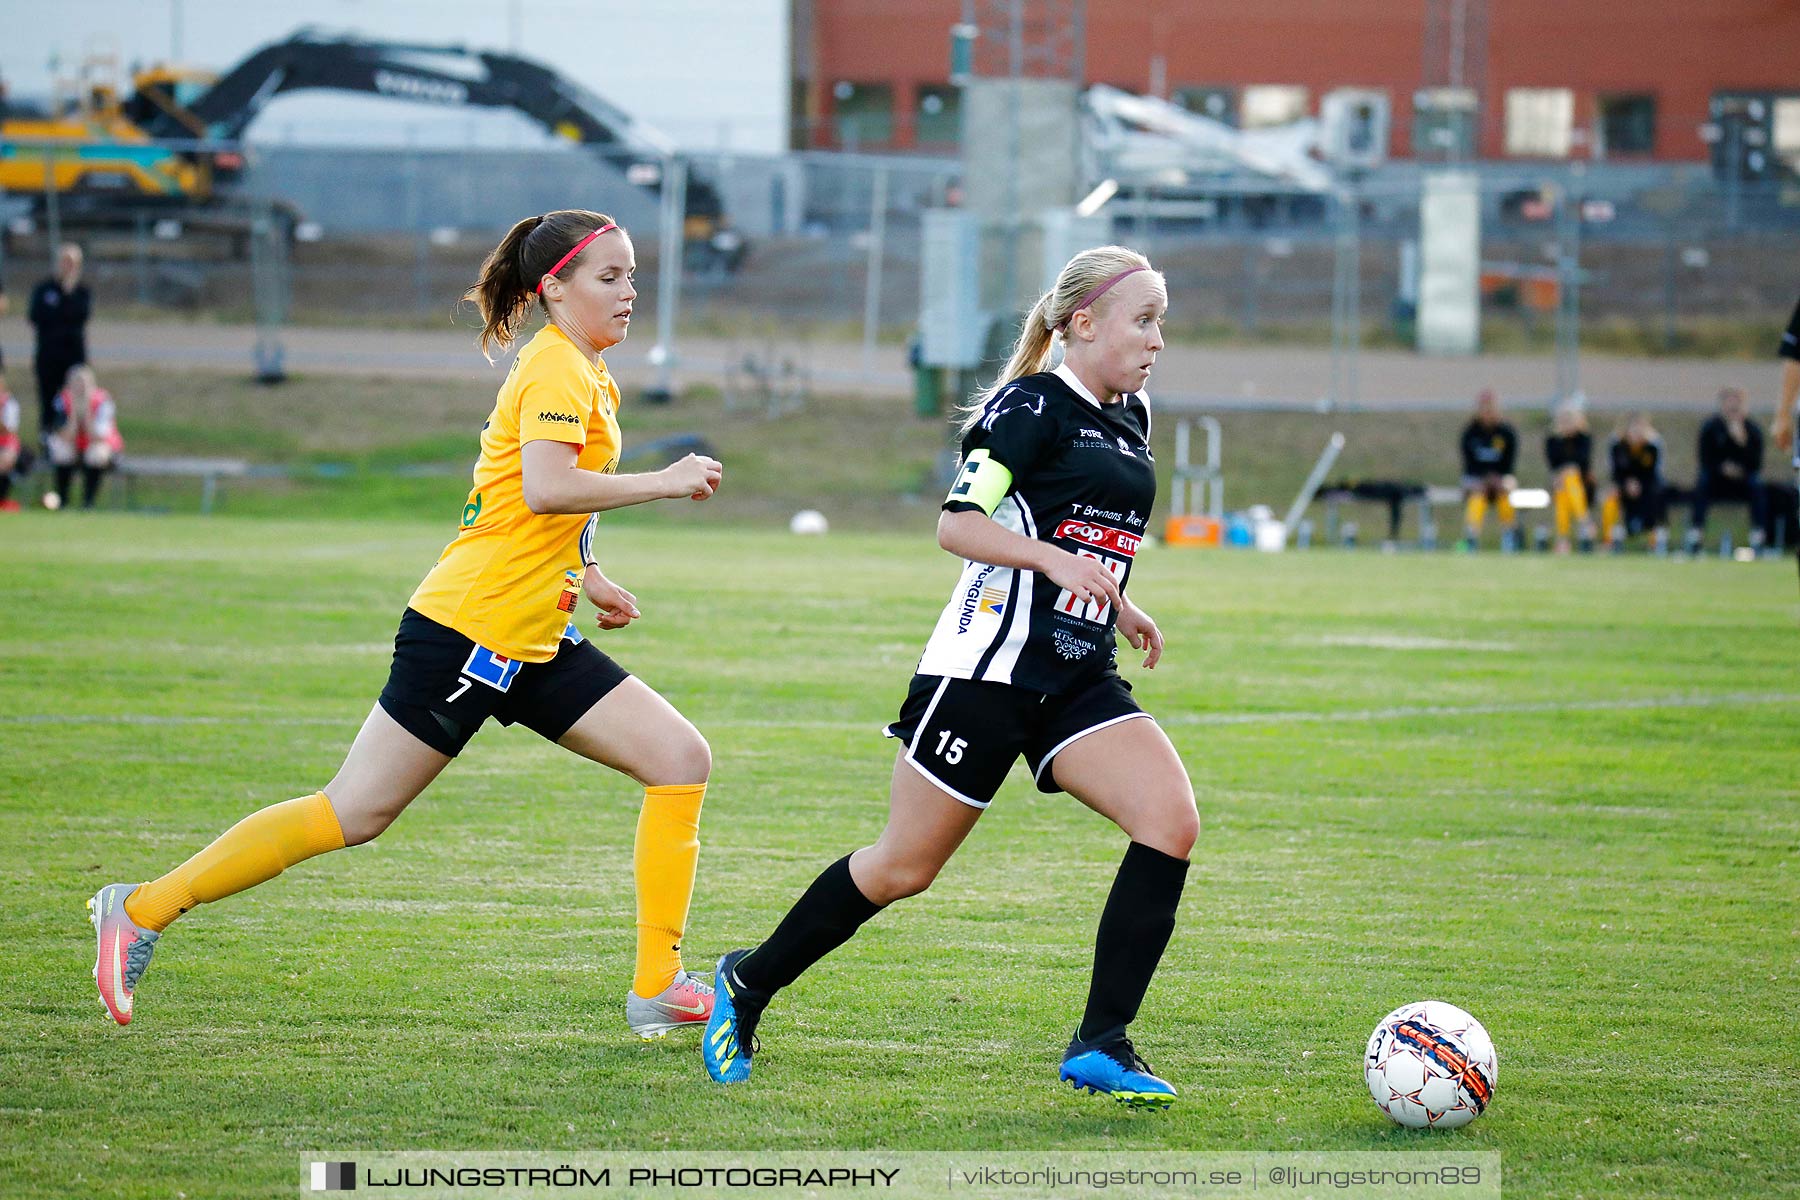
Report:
309,1161,356,1191
1054,519,1141,557
955,564,999,633
374,70,469,106
537,411,582,426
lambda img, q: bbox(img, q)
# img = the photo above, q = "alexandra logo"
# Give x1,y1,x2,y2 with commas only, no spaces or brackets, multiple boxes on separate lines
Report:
538,411,581,425
310,1161,355,1191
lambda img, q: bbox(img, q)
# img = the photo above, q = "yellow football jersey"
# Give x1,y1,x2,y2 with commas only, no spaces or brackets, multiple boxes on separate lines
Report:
409,324,621,662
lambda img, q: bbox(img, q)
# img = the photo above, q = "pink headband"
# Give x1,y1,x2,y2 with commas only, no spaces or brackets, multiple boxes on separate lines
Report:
1056,266,1148,331
536,223,618,294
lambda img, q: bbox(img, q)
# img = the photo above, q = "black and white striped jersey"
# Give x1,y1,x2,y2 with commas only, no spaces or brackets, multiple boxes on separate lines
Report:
919,364,1157,694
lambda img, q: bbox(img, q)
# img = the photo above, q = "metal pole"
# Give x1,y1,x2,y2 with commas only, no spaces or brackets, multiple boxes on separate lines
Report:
1346,180,1361,408
1330,189,1348,406
1002,0,1023,309
43,148,63,270
861,163,889,379
134,211,150,305
649,154,687,404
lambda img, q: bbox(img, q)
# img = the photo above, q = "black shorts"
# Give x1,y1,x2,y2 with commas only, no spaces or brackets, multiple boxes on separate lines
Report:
377,608,630,757
883,671,1151,808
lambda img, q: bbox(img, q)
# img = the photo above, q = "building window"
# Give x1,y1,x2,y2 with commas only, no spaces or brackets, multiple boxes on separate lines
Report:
1597,94,1655,157
1773,97,1800,174
1242,85,1308,129
915,85,960,146
1505,88,1574,157
832,81,893,150
1412,87,1478,159
1172,86,1236,126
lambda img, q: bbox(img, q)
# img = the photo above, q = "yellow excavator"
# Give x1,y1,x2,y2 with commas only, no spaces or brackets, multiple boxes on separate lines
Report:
1,32,733,256
0,52,234,216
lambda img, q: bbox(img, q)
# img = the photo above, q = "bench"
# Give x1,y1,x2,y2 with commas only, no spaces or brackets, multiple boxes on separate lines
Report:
118,456,252,514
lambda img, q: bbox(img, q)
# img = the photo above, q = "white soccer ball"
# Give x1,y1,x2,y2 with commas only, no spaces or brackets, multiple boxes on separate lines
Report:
788,509,829,535
1364,1000,1497,1129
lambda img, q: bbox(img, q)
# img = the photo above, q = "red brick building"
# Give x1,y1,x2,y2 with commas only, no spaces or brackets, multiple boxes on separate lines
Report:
791,0,1800,169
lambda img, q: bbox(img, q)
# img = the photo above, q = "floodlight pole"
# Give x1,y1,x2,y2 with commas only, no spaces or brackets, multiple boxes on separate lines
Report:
649,154,687,404
861,163,889,379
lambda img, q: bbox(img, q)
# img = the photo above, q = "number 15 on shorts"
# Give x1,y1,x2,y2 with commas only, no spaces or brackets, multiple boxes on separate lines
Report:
1055,550,1127,624
935,730,968,764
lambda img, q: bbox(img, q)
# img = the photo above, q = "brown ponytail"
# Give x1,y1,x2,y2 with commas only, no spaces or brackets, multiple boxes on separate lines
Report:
466,208,617,359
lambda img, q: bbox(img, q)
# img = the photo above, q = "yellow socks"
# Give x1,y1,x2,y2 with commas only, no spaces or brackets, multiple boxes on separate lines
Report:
1495,493,1517,525
124,792,346,932
632,782,706,997
1464,493,1488,532
1553,473,1588,538
1600,493,1622,540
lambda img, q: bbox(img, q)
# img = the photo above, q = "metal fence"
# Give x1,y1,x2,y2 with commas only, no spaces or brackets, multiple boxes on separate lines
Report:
2,142,1796,401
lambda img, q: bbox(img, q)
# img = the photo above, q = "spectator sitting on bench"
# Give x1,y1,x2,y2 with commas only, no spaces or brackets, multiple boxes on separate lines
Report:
1685,386,1767,556
45,366,123,510
0,381,26,513
1458,388,1521,551
1600,413,1669,554
1544,399,1595,554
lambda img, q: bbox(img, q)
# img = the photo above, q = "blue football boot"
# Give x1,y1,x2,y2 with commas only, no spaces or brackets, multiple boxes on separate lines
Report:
1060,1033,1177,1109
703,948,769,1084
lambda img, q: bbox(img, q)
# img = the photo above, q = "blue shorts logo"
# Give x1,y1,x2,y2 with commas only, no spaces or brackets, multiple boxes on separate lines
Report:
461,645,523,692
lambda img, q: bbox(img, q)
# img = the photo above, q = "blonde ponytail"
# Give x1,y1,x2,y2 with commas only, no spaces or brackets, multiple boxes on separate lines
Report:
953,244,1158,434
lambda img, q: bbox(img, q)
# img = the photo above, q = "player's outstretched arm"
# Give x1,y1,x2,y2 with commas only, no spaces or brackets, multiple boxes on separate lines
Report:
522,441,721,514
1116,599,1164,669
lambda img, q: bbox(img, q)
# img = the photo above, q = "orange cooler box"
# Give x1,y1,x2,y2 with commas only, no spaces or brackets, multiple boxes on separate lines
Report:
1164,515,1223,547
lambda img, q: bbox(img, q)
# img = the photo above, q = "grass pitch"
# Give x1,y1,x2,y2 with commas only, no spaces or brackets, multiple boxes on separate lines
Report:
0,515,1795,1198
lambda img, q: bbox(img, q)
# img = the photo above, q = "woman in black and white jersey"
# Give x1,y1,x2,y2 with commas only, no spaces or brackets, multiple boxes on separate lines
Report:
703,246,1198,1107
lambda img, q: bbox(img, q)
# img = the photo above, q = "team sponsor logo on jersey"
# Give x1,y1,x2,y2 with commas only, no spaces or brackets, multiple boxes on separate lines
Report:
461,492,483,527
537,410,582,426
557,569,582,614
955,563,999,633
1053,628,1096,660
461,644,523,692
977,585,1008,617
1054,519,1141,557
1053,550,1128,625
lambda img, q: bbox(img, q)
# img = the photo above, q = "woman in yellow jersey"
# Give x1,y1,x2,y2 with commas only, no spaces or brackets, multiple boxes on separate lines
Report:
87,210,726,1041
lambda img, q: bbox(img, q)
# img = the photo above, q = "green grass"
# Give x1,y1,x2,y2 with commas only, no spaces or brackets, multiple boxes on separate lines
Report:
68,366,1776,553
0,515,1795,1198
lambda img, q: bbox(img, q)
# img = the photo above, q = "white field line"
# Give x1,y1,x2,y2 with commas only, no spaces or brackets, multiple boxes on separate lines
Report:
3,691,1795,731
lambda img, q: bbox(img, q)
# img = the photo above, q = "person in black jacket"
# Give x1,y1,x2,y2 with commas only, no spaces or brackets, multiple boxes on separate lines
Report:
29,243,91,444
1601,413,1669,553
1459,388,1520,551
1774,297,1799,579
1545,400,1595,554
1686,387,1767,554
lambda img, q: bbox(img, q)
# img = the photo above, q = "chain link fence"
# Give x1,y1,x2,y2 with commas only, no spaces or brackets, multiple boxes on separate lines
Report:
2,143,1796,387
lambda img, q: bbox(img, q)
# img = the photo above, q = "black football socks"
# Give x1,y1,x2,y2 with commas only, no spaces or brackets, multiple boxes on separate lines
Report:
1076,840,1190,1046
734,854,884,994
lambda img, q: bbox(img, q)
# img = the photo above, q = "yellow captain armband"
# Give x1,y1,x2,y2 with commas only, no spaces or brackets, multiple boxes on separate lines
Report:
944,448,1014,515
